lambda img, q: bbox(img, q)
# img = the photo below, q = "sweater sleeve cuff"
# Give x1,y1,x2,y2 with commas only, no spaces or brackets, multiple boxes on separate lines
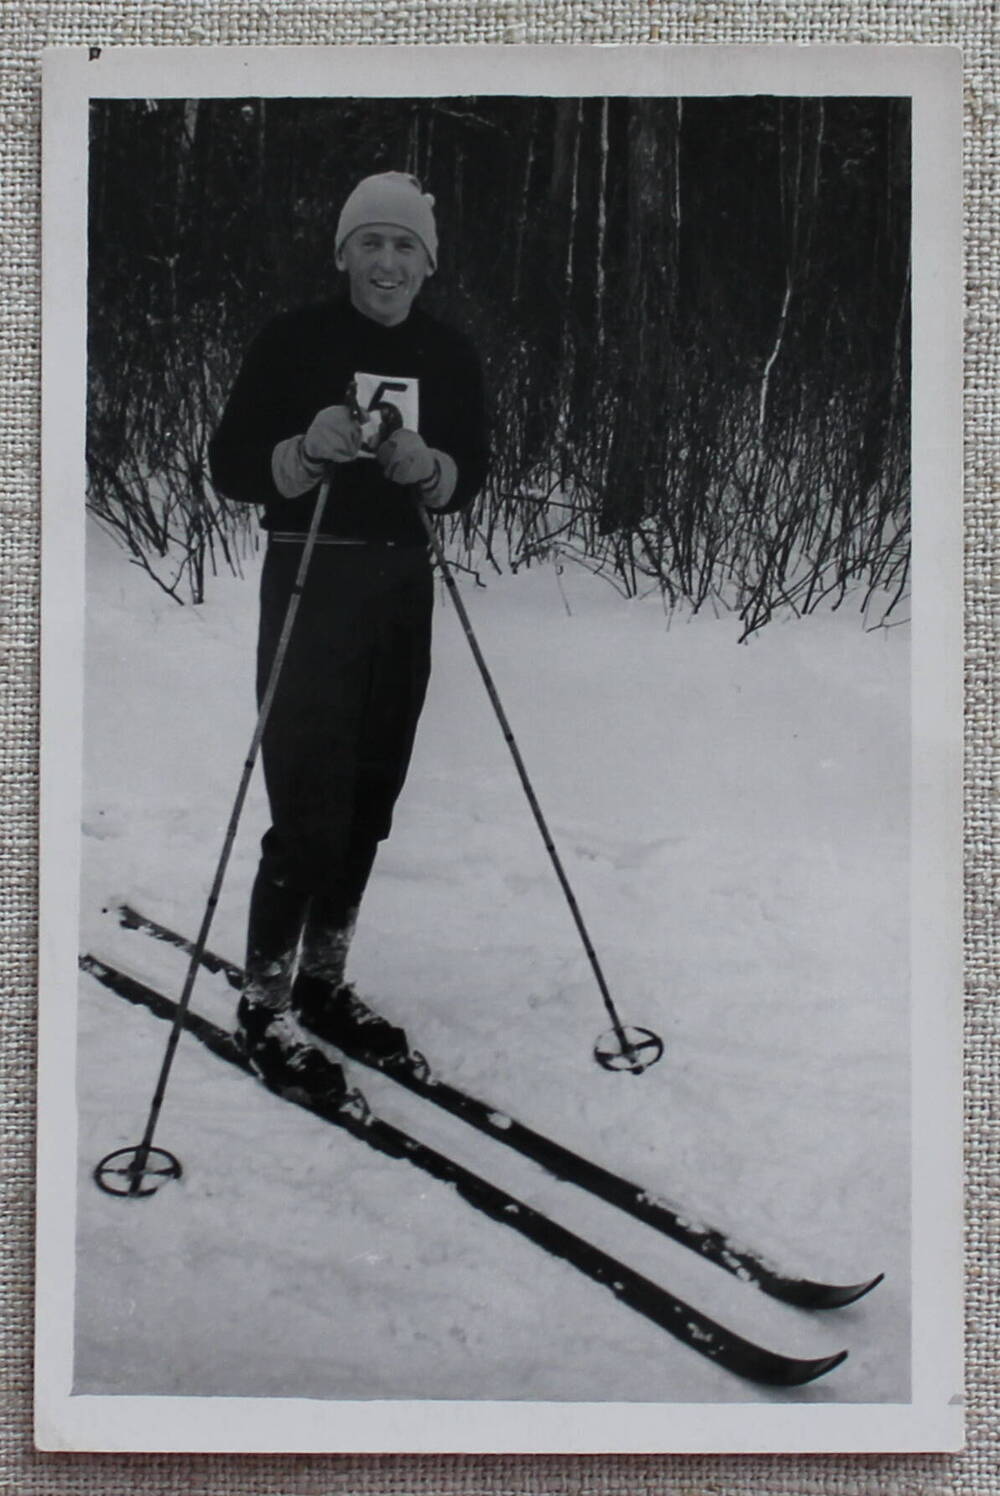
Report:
417,450,458,510
271,434,326,498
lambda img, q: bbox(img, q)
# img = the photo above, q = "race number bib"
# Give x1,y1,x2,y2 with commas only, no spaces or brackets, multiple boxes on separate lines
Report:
352,371,420,456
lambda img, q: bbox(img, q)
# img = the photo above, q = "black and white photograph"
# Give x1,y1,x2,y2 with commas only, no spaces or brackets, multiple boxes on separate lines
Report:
36,44,963,1454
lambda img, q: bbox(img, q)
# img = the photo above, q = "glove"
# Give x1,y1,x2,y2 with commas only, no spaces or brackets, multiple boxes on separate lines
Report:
375,429,436,485
302,404,362,465
271,407,360,497
375,430,458,509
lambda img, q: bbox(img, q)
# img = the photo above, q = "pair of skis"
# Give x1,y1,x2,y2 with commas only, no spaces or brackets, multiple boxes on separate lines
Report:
82,903,882,1389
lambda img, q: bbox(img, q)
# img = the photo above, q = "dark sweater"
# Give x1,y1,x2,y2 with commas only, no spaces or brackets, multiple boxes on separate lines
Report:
209,296,489,546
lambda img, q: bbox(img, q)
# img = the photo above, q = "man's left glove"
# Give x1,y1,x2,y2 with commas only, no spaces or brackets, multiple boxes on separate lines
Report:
375,430,458,510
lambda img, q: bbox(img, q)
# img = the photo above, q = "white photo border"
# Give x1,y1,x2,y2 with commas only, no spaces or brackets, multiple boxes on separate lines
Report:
37,42,964,1454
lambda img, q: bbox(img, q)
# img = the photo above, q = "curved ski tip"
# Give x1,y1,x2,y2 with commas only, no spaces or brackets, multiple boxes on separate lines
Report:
818,1271,885,1310
803,1348,849,1384
751,1345,849,1388
778,1347,848,1388
843,1270,885,1305
778,1270,885,1310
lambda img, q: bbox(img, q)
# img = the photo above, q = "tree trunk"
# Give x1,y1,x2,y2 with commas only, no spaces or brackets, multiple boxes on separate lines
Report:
549,98,576,215
595,96,609,347
512,103,536,303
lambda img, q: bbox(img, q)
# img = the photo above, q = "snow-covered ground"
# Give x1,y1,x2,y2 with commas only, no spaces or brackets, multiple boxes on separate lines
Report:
74,519,911,1405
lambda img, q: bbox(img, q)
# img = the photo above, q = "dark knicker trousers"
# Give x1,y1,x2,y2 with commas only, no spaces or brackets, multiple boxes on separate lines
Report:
246,539,433,997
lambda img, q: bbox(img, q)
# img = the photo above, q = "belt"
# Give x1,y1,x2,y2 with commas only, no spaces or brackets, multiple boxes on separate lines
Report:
272,532,373,546
270,532,431,554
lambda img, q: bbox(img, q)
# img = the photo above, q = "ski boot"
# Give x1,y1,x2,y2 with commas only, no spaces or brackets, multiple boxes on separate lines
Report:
236,992,348,1102
292,972,409,1063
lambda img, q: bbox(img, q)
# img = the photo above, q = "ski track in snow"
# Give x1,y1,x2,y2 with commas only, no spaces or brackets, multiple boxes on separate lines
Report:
74,520,911,1404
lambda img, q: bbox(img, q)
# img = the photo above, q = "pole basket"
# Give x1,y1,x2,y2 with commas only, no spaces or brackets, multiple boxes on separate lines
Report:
594,1026,664,1075
94,1145,183,1198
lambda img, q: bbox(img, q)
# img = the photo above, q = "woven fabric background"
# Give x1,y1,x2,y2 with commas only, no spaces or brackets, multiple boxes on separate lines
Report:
2,2,994,1491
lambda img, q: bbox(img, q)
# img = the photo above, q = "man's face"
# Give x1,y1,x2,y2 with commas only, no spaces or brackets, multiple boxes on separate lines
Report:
336,224,432,327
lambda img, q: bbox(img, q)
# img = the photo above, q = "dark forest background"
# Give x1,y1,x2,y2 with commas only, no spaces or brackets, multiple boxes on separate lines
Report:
87,95,910,638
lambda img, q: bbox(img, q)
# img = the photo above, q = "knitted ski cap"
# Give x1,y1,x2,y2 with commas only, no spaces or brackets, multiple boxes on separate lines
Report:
336,172,438,270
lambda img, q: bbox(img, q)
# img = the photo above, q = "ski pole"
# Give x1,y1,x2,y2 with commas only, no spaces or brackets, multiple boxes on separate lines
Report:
95,476,334,1197
415,502,663,1076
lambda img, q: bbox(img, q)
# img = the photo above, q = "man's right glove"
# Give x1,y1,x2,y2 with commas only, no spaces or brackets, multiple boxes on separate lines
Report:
271,405,362,497
302,405,363,465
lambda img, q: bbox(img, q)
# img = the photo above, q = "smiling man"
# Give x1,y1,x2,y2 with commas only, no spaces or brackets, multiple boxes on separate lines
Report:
209,171,489,1095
